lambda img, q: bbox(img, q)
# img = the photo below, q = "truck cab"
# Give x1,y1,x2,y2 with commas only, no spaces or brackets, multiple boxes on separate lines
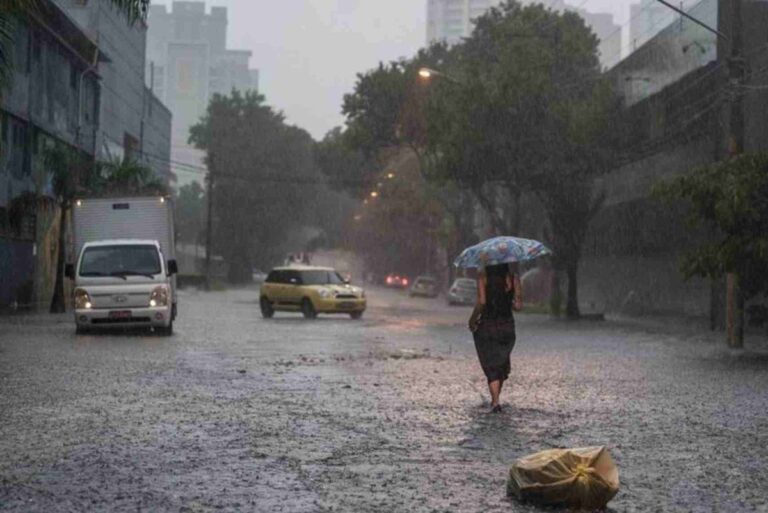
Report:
67,239,177,335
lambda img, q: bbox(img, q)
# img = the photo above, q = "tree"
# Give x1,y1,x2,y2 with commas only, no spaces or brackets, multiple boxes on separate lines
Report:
655,153,768,347
175,181,205,245
189,90,321,282
423,1,621,318
0,0,149,92
315,127,377,198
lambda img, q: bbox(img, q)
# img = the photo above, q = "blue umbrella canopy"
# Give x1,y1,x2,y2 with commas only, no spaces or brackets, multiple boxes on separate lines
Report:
454,236,551,269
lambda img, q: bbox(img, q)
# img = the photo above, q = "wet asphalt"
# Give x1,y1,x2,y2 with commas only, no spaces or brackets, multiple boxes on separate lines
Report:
1,286,768,512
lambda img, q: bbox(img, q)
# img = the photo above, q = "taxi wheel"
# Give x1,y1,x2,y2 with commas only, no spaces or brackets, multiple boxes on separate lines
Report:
350,311,363,320
260,297,274,318
302,298,317,319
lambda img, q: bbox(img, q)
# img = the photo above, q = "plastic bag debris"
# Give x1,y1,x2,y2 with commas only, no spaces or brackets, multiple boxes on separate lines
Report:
507,446,619,510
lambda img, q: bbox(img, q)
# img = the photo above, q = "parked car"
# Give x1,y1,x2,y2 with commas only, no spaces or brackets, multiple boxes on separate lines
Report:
384,273,410,289
260,266,366,319
447,278,477,306
409,276,439,298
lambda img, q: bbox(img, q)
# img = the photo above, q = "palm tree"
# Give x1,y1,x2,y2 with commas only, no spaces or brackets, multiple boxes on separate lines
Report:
0,0,149,92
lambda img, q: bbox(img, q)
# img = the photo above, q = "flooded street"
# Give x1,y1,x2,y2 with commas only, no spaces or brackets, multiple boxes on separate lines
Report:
0,287,766,512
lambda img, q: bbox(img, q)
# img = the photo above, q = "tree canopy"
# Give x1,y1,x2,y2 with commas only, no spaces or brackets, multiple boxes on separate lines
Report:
189,90,324,281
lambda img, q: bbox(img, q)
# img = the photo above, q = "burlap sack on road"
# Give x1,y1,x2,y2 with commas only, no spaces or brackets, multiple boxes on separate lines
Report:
507,446,619,510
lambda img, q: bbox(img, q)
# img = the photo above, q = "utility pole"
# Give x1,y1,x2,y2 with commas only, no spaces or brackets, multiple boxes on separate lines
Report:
725,0,745,349
204,155,215,291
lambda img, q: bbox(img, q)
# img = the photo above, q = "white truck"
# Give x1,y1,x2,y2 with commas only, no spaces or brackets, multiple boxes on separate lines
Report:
66,196,178,335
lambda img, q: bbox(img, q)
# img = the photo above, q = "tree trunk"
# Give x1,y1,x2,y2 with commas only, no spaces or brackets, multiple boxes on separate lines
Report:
549,270,562,317
49,203,68,313
726,272,744,348
565,260,580,320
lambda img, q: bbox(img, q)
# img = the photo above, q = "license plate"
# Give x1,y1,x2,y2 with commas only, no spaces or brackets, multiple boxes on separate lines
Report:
339,302,355,309
109,310,132,319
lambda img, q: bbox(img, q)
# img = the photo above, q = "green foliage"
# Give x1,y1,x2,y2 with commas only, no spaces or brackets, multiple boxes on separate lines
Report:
189,90,323,281
654,153,768,299
175,181,205,245
341,42,451,159
314,127,376,198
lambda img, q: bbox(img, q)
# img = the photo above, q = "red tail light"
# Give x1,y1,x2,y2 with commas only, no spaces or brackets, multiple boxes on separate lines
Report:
386,277,393,284
402,278,409,286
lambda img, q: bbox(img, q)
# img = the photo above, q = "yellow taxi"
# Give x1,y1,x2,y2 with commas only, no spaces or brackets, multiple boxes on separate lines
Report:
259,266,366,319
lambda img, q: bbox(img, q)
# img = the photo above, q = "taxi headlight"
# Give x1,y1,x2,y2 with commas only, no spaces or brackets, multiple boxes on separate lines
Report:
74,288,92,309
318,288,333,299
149,285,169,307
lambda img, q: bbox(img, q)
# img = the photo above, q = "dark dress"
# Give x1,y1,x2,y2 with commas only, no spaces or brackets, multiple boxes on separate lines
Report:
473,265,517,383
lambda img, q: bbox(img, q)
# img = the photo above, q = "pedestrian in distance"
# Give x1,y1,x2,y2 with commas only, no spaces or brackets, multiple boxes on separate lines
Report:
468,262,523,413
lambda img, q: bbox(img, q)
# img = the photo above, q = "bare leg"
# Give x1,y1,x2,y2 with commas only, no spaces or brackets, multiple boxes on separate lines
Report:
488,380,502,407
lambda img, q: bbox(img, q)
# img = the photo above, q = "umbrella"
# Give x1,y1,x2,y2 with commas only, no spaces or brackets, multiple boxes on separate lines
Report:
454,236,551,269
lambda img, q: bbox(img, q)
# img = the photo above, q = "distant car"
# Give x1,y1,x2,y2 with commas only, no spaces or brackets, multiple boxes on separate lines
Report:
447,278,477,306
384,273,410,289
259,266,366,319
409,276,439,298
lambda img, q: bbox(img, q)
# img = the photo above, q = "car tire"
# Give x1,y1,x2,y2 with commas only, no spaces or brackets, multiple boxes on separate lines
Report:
260,297,275,319
350,311,363,320
301,298,317,319
75,325,90,335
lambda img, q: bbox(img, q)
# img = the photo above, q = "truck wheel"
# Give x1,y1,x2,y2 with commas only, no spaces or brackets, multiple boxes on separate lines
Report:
350,311,363,320
157,321,173,336
260,297,274,318
301,298,317,319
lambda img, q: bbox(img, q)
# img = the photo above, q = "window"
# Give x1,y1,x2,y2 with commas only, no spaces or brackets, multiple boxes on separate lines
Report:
299,270,345,285
266,270,284,283
79,245,162,277
285,270,303,285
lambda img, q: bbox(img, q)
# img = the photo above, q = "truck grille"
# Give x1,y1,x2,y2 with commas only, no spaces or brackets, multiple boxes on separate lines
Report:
92,317,151,325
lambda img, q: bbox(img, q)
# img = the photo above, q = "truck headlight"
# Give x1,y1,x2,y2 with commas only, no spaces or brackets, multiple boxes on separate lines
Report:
74,288,92,309
149,286,169,307
318,288,333,299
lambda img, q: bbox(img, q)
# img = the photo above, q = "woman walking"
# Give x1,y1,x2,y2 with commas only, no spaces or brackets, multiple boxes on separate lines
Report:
469,263,522,413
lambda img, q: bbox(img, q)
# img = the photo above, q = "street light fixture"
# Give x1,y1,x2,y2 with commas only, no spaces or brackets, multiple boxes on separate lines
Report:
370,191,379,198
386,172,395,179
418,67,459,84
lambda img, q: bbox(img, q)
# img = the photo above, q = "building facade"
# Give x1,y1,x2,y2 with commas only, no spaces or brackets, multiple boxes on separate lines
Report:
426,0,620,68
628,0,705,53
145,1,259,186
0,1,101,309
54,0,173,183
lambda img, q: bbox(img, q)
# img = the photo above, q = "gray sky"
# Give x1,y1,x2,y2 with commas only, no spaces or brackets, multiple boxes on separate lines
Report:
155,1,634,140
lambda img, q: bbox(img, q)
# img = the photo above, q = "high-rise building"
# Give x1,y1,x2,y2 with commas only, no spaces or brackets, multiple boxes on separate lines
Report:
628,0,702,53
146,1,259,185
426,0,618,68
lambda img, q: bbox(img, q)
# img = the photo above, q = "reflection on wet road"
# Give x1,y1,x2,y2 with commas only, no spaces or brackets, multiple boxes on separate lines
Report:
1,286,768,511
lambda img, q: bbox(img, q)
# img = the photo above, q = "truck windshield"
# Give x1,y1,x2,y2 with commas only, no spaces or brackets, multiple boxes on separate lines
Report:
79,245,161,277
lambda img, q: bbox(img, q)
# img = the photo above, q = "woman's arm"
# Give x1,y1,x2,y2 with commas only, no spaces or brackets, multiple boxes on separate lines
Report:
513,273,523,312
468,275,485,332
